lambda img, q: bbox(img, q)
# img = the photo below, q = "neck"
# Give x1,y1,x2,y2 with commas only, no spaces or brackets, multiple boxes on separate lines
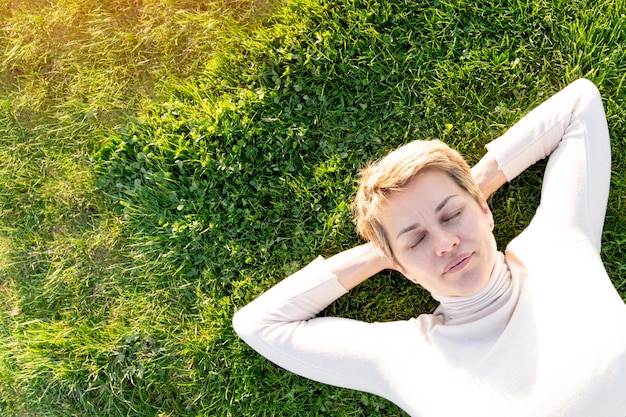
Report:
432,252,512,323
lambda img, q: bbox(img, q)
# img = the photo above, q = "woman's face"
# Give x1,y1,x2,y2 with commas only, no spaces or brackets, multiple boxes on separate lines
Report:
381,169,497,297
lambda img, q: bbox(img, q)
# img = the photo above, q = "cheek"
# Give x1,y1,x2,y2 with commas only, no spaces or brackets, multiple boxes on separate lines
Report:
466,211,492,235
396,249,432,277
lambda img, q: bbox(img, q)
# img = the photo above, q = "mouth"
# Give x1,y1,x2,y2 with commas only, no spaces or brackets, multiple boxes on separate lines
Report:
444,253,472,274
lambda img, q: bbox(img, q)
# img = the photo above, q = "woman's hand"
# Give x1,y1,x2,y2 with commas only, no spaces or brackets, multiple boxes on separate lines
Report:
471,154,507,201
327,242,395,291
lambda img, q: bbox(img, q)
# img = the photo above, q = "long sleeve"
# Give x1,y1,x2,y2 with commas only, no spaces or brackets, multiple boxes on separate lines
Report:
232,257,420,395
485,78,611,251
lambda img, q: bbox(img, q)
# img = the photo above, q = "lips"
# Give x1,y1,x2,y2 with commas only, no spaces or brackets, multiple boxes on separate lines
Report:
444,253,472,274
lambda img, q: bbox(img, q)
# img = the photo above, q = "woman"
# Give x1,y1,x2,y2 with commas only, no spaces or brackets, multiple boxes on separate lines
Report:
232,79,626,416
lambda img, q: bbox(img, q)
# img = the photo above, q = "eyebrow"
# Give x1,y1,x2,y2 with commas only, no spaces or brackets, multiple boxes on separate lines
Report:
396,194,458,238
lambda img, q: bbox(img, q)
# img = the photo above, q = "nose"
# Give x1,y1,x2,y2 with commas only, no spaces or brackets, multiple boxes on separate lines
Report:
433,227,459,256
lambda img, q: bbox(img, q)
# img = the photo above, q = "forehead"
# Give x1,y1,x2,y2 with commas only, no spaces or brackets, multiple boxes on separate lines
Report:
390,170,463,208
381,170,466,230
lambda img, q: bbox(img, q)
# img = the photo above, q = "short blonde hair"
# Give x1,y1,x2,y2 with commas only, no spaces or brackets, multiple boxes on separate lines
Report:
353,140,483,264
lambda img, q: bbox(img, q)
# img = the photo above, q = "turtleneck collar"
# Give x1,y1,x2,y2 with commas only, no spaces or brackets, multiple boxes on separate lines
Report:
431,251,512,323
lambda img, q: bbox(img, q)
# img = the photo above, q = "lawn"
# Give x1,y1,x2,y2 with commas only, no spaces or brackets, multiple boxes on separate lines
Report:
1,0,624,415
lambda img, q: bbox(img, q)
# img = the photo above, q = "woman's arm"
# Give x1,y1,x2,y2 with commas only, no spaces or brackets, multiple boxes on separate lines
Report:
232,244,404,394
474,78,611,249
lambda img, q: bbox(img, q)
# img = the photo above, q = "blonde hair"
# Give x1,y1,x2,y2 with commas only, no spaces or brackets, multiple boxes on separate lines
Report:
353,140,483,264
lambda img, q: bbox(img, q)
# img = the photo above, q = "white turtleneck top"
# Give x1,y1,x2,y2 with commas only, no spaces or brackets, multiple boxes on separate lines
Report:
233,79,626,416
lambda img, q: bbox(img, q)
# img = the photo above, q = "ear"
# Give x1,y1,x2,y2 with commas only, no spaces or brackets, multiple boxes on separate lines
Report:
481,200,494,230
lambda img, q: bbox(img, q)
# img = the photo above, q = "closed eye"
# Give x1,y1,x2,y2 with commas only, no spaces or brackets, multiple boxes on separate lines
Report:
443,209,462,223
409,233,426,249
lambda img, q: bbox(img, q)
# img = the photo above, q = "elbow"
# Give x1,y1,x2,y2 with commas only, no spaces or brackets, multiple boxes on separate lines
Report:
232,305,281,357
232,306,254,342
573,77,601,99
232,303,271,347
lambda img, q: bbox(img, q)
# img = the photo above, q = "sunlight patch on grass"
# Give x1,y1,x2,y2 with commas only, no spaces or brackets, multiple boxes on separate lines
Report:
1,0,278,121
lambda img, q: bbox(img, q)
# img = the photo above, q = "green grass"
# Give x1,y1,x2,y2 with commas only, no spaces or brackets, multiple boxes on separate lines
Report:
1,0,625,415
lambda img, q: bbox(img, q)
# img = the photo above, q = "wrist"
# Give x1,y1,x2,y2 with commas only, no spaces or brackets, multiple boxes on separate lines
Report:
364,242,395,271
471,154,507,200
330,243,392,291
